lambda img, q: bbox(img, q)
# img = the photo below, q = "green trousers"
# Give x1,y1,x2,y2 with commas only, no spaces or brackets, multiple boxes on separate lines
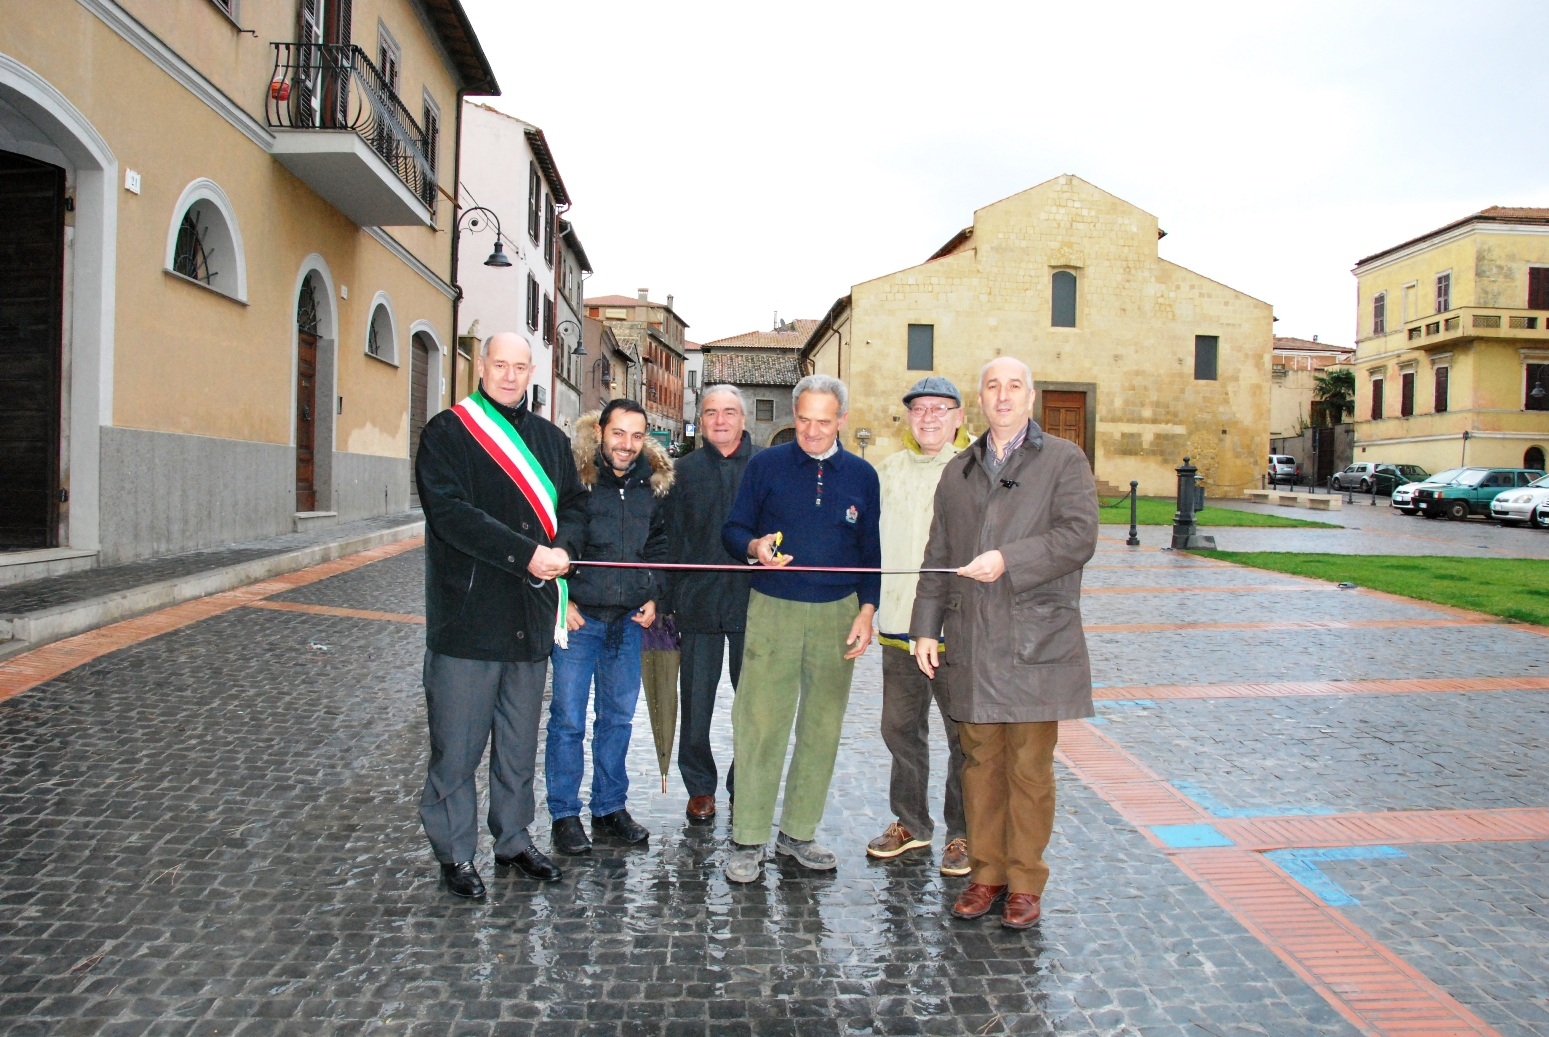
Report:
731,590,859,845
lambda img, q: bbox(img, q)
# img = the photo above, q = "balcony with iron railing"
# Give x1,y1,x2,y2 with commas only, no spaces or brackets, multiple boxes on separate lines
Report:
265,42,436,227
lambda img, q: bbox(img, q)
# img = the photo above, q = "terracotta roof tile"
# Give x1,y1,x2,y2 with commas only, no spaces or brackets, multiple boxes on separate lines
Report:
701,320,820,350
1357,206,1549,267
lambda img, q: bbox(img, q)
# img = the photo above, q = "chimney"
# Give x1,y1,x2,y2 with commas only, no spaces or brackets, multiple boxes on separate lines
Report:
666,294,674,311
637,288,649,302
1312,334,1319,342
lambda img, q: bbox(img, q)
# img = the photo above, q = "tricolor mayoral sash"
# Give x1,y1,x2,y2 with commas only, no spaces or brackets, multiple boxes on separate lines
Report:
451,390,570,649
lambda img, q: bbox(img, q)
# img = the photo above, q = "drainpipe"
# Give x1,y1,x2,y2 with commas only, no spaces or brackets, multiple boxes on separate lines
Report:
448,92,466,405
553,198,571,421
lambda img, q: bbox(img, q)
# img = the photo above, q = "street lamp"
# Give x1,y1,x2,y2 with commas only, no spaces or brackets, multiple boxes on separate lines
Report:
449,205,513,396
560,320,584,356
856,427,872,458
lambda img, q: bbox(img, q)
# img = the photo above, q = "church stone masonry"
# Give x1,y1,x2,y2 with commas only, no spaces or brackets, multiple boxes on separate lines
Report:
800,175,1272,497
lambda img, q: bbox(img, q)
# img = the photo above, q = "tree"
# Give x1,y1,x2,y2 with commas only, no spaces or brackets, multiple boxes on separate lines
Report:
1313,368,1355,425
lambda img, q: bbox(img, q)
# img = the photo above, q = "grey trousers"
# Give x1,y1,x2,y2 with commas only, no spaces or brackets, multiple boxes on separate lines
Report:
880,644,965,842
420,650,547,864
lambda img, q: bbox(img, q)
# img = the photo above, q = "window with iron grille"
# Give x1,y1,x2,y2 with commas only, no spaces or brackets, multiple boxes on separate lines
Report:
1370,378,1384,420
1528,364,1549,411
527,162,541,242
1400,371,1415,416
172,210,214,285
543,195,556,268
756,399,774,422
1372,292,1386,335
906,324,934,370
1435,271,1451,313
1193,335,1218,380
1051,270,1077,327
543,294,555,345
1434,366,1449,413
1530,268,1549,310
525,274,539,331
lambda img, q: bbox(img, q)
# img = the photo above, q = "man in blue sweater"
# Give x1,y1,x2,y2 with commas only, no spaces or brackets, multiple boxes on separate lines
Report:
721,374,881,883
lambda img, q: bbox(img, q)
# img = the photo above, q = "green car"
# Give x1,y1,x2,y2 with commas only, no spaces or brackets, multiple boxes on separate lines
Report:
1412,467,1547,520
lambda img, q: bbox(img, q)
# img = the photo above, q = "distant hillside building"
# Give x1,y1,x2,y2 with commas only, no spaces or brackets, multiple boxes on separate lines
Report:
1271,336,1355,436
1351,206,1549,472
701,318,816,447
585,290,687,442
801,175,1273,495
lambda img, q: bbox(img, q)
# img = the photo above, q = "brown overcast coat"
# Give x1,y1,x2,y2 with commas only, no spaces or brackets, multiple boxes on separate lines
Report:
909,422,1099,724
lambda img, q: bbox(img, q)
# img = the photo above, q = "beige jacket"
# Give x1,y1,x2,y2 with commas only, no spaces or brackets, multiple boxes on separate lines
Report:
876,427,969,645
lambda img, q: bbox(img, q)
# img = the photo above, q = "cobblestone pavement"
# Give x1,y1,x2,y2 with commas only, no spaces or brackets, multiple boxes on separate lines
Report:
0,538,1544,1035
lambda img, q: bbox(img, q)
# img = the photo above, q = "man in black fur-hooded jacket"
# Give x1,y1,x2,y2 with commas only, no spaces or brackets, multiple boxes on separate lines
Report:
544,399,673,857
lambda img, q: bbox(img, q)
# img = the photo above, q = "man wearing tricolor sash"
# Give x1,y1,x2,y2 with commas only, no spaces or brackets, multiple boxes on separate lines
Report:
414,332,588,898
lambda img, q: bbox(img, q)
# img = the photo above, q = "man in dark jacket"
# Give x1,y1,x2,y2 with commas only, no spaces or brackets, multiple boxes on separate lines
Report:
664,385,757,822
414,331,587,898
546,399,672,856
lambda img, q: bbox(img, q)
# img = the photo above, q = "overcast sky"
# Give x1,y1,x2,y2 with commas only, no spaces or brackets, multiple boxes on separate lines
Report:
459,0,1549,346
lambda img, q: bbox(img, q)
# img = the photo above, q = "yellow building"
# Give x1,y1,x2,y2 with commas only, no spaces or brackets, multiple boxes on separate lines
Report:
0,0,495,571
800,175,1273,496
1351,207,1549,473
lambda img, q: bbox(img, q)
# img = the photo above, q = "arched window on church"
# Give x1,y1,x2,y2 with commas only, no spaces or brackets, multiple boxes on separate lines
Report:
1051,270,1077,328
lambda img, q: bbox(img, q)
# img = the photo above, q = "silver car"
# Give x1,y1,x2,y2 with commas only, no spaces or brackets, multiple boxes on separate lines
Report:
1491,475,1549,527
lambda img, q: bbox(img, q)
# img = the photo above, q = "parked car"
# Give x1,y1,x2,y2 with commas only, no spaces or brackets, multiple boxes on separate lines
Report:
1490,474,1549,527
1392,467,1462,514
1413,468,1546,520
1267,455,1301,485
1372,463,1430,496
1330,462,1380,491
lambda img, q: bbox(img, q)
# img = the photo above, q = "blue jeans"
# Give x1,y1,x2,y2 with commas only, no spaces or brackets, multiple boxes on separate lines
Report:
545,613,642,819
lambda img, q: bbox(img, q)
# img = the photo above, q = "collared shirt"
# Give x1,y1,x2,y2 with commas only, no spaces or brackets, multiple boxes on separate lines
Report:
803,441,839,462
982,422,1030,479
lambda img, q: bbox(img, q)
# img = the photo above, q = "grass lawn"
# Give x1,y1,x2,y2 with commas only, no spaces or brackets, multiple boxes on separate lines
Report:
1194,551,1549,626
1098,496,1337,528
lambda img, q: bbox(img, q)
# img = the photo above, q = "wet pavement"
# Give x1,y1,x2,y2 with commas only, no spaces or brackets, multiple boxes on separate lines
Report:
0,536,1544,1035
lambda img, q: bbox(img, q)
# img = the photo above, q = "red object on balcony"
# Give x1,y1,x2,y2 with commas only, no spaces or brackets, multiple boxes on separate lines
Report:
270,79,291,102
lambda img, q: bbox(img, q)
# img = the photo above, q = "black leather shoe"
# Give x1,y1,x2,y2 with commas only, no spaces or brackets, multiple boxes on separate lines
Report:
495,846,562,881
439,861,485,899
552,815,592,855
592,808,649,844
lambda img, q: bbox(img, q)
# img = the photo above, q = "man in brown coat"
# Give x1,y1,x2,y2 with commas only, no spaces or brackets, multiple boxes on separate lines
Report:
910,356,1098,929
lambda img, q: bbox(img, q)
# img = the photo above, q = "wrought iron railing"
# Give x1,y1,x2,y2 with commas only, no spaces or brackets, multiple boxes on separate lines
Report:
266,42,436,211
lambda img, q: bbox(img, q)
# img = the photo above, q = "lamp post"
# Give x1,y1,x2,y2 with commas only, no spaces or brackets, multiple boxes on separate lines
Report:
449,205,513,399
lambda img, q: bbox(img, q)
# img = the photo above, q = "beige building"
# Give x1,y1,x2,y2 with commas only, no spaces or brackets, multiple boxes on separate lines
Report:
1351,207,1549,472
801,175,1273,496
0,0,494,574
1270,336,1355,436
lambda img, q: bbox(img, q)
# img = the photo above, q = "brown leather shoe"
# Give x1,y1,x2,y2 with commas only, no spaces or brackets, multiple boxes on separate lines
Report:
950,882,1007,920
1001,892,1041,929
686,795,716,821
939,837,971,877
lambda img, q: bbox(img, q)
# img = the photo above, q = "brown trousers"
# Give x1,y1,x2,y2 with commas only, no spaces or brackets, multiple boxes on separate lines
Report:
957,720,1058,895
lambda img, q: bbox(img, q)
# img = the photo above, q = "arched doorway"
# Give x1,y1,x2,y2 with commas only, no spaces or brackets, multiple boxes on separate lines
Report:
1527,446,1546,472
409,331,433,508
770,427,796,446
295,277,322,512
0,151,65,548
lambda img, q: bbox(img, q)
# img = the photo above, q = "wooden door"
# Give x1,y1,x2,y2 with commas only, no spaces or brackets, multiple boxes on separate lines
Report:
1041,390,1086,453
0,151,65,549
296,331,318,512
408,334,430,508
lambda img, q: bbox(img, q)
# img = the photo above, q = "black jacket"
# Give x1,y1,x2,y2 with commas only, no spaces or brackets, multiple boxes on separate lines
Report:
664,433,757,633
565,412,673,621
416,391,587,662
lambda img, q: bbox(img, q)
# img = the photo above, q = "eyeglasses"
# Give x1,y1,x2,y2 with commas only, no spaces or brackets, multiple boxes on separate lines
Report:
908,403,958,418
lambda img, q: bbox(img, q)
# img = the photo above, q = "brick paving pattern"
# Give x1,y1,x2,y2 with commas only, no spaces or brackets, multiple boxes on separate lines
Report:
0,533,1543,1035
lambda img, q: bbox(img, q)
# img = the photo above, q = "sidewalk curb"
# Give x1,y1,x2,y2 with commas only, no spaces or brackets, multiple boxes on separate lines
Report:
0,520,424,655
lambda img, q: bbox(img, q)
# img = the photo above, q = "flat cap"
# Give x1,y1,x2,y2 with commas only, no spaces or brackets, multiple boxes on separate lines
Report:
902,375,962,407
